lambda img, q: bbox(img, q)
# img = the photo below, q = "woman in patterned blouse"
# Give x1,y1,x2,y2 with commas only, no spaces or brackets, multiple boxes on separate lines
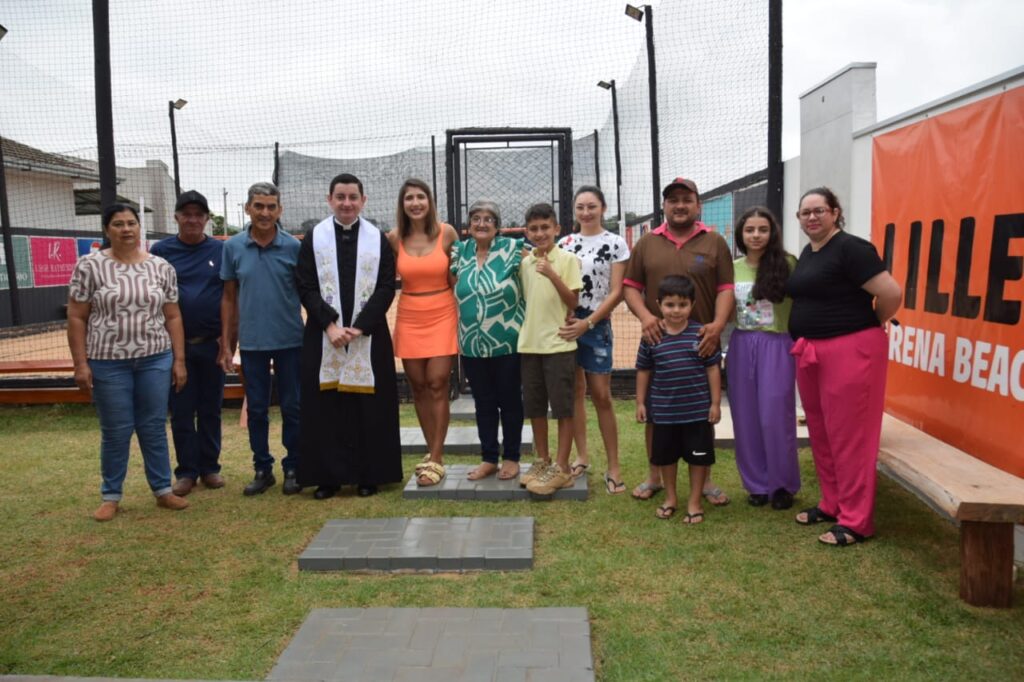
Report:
67,204,188,521
450,200,526,480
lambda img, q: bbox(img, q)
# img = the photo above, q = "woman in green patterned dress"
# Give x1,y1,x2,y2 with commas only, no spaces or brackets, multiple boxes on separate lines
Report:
450,200,526,480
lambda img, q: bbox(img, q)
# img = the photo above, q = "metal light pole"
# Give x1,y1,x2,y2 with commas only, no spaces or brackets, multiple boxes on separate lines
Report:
0,23,22,325
766,0,784,220
168,98,187,198
598,80,624,233
626,4,661,226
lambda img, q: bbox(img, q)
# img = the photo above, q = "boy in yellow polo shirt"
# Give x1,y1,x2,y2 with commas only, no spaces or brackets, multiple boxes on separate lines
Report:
517,203,583,495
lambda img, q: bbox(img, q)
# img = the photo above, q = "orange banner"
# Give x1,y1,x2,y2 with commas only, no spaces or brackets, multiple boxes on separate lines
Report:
872,88,1024,477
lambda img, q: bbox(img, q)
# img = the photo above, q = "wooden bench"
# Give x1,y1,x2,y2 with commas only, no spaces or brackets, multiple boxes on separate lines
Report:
877,414,1024,608
0,362,245,404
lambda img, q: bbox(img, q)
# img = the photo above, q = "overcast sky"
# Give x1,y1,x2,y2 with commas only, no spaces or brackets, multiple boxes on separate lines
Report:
0,0,1020,224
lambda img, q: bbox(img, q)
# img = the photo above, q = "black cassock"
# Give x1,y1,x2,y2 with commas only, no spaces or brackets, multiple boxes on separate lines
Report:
296,220,402,488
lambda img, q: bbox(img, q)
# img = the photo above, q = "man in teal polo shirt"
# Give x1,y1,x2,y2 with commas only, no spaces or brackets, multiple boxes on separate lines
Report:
219,182,304,496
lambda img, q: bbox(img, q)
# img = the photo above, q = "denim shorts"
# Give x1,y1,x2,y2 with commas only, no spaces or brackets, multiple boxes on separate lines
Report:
574,307,613,375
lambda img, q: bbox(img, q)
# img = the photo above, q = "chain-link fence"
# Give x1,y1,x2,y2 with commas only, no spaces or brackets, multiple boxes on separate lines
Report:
0,0,774,376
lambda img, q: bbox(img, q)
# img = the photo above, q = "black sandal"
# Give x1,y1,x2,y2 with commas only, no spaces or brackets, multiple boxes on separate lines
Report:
795,506,838,526
819,524,865,547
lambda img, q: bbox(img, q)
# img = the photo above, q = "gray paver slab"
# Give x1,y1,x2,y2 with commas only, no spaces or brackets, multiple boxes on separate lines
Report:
298,517,534,573
403,463,587,501
268,608,594,681
400,425,534,454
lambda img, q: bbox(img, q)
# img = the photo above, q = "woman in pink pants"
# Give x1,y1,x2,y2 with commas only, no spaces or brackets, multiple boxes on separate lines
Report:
785,187,902,546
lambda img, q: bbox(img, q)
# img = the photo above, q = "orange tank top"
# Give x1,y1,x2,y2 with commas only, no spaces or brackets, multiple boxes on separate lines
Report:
397,236,450,293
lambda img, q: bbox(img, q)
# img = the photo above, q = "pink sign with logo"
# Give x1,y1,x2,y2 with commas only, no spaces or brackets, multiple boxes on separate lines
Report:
31,237,78,287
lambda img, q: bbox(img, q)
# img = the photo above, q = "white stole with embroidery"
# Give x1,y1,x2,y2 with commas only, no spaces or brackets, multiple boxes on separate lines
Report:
312,216,380,393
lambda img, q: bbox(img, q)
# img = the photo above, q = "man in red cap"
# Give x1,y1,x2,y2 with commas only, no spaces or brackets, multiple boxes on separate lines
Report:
623,177,735,505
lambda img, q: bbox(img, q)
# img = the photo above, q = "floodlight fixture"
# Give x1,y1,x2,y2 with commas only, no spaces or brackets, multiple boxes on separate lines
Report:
168,99,188,196
597,80,612,90
625,4,644,21
0,24,8,42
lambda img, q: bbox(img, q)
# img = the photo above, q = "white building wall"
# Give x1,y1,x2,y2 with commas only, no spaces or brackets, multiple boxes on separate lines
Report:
798,63,877,239
781,155,802,255
6,171,77,230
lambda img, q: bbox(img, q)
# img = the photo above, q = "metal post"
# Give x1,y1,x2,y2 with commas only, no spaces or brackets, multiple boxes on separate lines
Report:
272,141,279,186
610,80,624,232
431,135,438,206
766,0,784,220
644,6,661,226
445,132,456,231
169,101,181,198
0,137,22,325
93,0,117,211
593,129,601,189
222,188,228,236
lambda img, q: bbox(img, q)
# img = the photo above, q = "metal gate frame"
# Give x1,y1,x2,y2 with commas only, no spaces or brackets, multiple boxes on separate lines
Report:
445,127,574,236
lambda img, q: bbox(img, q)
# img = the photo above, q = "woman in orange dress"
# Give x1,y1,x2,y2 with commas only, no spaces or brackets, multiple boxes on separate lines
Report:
387,178,460,486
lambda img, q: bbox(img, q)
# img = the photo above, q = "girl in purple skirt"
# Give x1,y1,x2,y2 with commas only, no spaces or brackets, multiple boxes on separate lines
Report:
727,207,800,509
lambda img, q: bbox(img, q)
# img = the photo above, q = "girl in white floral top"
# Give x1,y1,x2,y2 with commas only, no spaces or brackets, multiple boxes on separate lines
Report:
556,186,630,494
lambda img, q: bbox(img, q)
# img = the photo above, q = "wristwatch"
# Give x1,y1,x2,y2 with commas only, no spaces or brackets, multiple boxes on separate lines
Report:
586,318,595,330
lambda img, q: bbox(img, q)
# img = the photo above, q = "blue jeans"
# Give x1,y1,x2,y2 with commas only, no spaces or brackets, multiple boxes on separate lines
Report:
89,351,174,501
169,338,225,480
240,347,301,474
462,353,523,463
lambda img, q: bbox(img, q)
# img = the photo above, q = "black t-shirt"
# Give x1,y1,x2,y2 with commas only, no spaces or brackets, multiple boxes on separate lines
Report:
786,230,886,339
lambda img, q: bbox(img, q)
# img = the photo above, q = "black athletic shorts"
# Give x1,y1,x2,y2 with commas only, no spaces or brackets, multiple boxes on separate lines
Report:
650,421,716,466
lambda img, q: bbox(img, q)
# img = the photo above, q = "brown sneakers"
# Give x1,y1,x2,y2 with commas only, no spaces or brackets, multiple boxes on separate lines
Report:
93,501,119,522
156,493,189,511
526,466,574,496
519,460,552,488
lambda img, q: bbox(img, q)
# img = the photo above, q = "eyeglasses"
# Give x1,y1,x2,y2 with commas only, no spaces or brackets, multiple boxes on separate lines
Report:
797,207,833,220
470,215,496,225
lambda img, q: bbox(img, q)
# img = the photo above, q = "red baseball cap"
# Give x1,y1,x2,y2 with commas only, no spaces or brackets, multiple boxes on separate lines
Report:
662,177,700,199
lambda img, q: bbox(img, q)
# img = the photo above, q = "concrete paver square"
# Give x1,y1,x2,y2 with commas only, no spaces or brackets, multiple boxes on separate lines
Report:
267,608,594,681
298,517,534,573
403,464,587,501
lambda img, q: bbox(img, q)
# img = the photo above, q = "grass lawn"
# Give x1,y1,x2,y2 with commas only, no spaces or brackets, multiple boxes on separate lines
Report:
0,401,1022,681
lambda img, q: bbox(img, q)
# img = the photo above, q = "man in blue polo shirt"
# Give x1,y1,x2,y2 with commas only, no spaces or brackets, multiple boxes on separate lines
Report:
219,182,304,496
151,190,226,496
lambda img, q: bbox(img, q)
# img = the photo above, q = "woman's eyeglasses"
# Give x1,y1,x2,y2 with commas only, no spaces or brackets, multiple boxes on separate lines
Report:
797,207,832,220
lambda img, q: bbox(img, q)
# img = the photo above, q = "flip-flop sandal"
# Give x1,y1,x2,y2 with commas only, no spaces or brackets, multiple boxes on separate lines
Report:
795,506,838,526
497,462,521,480
702,486,731,506
656,505,677,520
631,481,664,500
467,463,498,481
603,473,626,495
570,461,589,478
682,511,705,525
819,524,865,546
416,461,446,487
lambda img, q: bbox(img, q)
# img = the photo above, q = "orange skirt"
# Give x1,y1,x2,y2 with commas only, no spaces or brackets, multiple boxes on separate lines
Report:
393,290,458,359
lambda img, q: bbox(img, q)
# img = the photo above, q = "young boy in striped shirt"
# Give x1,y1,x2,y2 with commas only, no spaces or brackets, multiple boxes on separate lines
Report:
635,275,722,524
